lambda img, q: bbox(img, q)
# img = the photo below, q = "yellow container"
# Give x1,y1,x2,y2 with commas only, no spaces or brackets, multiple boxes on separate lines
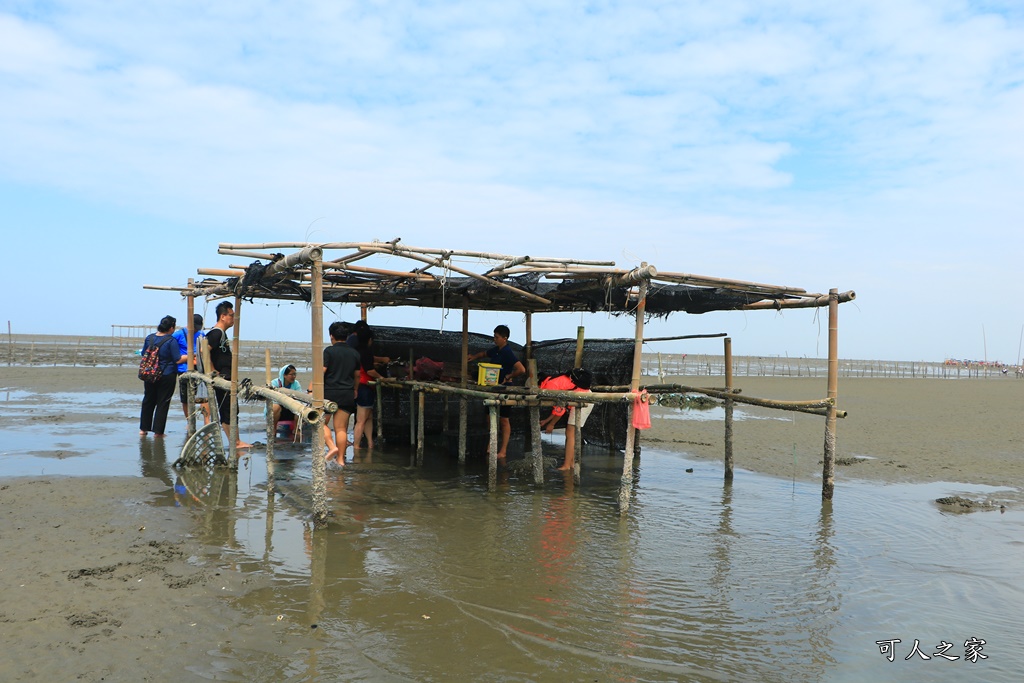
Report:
477,363,502,386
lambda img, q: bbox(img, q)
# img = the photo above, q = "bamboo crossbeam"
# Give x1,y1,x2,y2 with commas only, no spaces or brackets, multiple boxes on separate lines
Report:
613,264,658,286
272,386,338,414
182,372,321,424
642,333,728,342
218,240,615,268
740,290,856,310
218,249,279,260
322,261,438,280
394,379,634,404
483,255,530,276
655,270,809,295
197,268,246,277
264,246,322,277
360,245,553,305
143,285,193,292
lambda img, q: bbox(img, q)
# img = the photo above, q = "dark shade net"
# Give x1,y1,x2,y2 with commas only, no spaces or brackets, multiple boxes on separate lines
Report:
350,324,636,458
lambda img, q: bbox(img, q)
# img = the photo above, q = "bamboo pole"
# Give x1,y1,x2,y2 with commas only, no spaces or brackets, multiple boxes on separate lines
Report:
488,405,498,491
265,349,272,386
376,381,383,443
359,245,553,305
574,326,585,368
528,359,543,484
186,286,196,437
417,391,425,465
741,290,856,311
724,337,734,481
823,289,839,500
619,274,648,514
572,400,582,484
409,348,416,445
265,398,276,481
459,301,469,464
229,294,242,465
310,253,328,527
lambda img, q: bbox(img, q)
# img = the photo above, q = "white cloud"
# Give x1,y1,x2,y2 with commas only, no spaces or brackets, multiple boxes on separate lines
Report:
0,1,1022,359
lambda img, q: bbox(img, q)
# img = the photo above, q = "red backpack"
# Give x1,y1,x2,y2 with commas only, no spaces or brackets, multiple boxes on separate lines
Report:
138,335,173,383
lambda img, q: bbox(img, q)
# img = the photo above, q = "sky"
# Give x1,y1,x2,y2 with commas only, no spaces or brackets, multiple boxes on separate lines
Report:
1,0,1022,363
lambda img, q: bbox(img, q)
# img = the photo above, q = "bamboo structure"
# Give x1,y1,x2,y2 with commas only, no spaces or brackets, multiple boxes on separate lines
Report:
147,237,856,520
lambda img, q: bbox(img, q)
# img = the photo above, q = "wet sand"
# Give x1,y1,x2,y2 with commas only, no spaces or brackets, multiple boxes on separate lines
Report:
1,366,1022,680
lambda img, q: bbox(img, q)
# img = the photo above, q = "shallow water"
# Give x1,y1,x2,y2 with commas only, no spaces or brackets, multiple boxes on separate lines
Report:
2,388,1022,681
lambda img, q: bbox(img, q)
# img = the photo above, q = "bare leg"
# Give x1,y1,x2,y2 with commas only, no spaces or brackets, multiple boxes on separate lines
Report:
324,422,339,460
354,406,374,449
558,425,576,470
271,404,282,440
333,410,352,462
497,417,511,460
221,423,252,450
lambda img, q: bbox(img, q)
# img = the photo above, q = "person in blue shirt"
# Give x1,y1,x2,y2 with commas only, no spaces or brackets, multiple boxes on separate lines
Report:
173,314,208,422
468,324,526,461
139,315,186,437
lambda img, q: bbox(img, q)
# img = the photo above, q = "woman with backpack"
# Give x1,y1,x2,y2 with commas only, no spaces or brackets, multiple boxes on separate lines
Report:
139,315,186,437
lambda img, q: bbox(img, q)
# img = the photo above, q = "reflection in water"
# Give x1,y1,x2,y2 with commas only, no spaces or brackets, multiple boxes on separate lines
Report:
139,443,1024,682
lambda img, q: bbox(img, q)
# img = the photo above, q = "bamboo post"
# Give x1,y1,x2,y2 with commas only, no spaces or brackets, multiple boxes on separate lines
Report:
409,348,416,445
488,405,498,491
186,378,197,438
376,381,383,442
525,311,533,364
186,286,196,438
822,288,839,500
229,294,242,465
657,351,665,383
724,337,734,481
528,359,543,484
572,401,582,484
459,301,469,464
310,250,328,527
618,274,648,514
265,348,272,386
417,391,425,465
265,398,276,490
574,326,585,367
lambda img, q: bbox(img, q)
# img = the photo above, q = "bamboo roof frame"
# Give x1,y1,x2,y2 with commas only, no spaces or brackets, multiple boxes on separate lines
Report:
154,238,855,316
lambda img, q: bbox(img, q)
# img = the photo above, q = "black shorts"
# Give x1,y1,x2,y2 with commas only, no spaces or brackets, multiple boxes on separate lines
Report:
325,389,356,415
499,405,511,419
213,387,232,425
356,384,375,408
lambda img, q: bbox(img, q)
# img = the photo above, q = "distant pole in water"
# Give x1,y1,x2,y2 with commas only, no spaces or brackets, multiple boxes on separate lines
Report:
1017,324,1023,366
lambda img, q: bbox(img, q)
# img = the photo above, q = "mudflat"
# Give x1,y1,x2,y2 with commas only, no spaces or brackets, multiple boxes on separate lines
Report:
1,365,1022,680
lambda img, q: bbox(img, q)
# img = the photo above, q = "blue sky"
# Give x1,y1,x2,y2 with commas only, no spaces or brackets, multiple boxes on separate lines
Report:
2,1,1022,362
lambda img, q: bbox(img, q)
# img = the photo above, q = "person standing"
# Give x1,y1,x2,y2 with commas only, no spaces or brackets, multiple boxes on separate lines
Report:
174,313,208,422
323,321,361,466
206,301,251,450
538,368,594,471
139,315,185,437
468,324,526,460
351,326,390,450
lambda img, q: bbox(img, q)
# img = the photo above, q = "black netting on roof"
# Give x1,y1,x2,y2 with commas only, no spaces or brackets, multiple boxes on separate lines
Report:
315,277,783,314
